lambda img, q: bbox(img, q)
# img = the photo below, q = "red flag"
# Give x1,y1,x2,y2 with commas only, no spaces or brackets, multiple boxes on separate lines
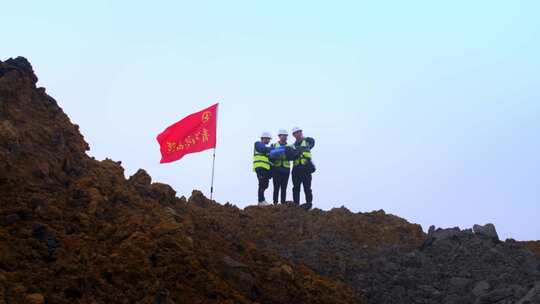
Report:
157,103,218,163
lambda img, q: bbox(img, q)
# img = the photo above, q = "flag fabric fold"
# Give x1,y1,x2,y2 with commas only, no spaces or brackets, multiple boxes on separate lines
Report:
157,103,218,163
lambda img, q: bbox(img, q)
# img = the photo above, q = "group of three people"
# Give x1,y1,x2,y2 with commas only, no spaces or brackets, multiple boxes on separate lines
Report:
253,127,315,210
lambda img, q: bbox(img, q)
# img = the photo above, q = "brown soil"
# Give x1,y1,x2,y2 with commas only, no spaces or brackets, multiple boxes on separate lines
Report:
0,57,363,304
520,241,540,258
4,57,537,304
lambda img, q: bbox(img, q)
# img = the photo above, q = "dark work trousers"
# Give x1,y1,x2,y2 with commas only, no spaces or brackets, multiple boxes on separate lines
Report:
292,166,313,204
272,169,290,204
255,167,270,202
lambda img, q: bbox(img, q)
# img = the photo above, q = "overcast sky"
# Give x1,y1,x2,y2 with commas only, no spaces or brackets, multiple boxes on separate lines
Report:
2,1,539,240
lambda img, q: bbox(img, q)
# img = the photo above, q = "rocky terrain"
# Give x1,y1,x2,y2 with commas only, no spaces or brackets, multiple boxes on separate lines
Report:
189,196,540,304
521,242,540,259
0,57,360,304
1,57,539,304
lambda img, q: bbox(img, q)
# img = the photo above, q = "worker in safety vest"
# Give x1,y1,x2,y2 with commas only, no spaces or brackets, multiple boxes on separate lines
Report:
290,127,315,210
270,129,291,204
253,132,273,206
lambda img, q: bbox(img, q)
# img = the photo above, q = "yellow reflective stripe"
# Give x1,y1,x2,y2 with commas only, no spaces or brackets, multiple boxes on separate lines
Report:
253,146,271,171
253,156,271,170
293,139,312,167
254,155,270,162
293,159,308,165
253,163,270,171
275,160,291,168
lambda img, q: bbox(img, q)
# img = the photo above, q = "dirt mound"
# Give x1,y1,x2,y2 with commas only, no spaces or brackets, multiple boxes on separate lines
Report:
193,202,425,280
186,196,540,304
2,57,539,304
0,57,361,304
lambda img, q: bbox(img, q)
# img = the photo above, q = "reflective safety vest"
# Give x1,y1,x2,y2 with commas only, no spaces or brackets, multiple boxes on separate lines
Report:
271,142,291,169
293,139,312,167
253,146,271,171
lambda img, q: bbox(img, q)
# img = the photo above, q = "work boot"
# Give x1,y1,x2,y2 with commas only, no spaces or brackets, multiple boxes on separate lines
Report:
300,202,312,210
258,201,271,206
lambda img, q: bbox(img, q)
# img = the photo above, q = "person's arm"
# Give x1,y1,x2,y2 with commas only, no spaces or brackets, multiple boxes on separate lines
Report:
305,137,315,149
255,141,272,154
285,145,302,160
269,146,286,160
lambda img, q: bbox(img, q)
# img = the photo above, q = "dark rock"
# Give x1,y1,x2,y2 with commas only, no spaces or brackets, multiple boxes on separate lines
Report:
32,223,48,241
0,213,20,226
450,277,471,288
4,57,38,84
430,227,461,241
150,183,177,205
189,190,211,208
16,209,33,220
517,282,540,304
521,257,540,275
473,224,499,241
444,294,471,304
222,256,256,299
476,287,513,304
222,255,248,269
64,287,83,299
129,169,152,186
300,202,313,210
154,289,169,304
511,284,528,300
472,281,490,297
46,237,58,260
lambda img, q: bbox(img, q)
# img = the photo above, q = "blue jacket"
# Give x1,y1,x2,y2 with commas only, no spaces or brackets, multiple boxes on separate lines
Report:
296,137,315,149
269,142,287,160
254,141,273,154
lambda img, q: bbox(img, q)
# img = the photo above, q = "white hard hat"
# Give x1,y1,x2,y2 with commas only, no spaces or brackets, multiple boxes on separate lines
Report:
261,131,272,138
278,129,288,136
291,126,302,134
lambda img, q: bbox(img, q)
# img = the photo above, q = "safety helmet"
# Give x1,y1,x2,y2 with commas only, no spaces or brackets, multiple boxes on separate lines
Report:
261,131,272,139
278,129,288,136
291,126,302,134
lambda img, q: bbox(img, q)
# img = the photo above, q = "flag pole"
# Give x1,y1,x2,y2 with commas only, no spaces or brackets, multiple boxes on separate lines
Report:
210,148,216,200
210,103,219,200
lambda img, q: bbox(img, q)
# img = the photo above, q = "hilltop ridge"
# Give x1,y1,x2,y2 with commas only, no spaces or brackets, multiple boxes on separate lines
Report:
1,57,539,304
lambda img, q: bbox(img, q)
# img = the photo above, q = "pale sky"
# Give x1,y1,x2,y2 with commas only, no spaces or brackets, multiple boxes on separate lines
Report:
2,1,539,240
